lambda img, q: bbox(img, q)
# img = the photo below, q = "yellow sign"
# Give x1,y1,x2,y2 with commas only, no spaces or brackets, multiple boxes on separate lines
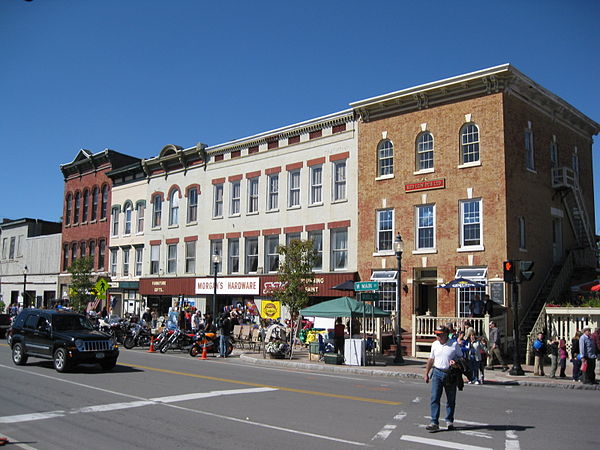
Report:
69,287,77,298
260,300,281,319
95,279,109,295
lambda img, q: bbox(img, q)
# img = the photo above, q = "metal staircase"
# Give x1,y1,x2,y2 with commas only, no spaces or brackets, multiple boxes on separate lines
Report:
552,167,595,249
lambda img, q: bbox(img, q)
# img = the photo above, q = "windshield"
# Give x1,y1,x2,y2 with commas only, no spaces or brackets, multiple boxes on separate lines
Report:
52,314,95,331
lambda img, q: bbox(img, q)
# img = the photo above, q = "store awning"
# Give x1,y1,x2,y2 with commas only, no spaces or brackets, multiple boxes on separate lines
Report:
300,296,390,318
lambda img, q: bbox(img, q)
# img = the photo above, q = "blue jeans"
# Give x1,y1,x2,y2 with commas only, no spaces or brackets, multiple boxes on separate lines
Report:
469,358,480,382
430,368,457,425
219,335,229,357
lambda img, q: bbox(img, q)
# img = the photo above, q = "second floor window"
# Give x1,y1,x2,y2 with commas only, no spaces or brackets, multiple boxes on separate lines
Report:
167,244,177,273
152,195,162,228
376,209,393,252
460,123,480,164
378,140,394,176
230,181,240,215
416,132,434,171
310,166,322,205
110,249,118,276
308,230,322,271
265,235,279,273
150,244,160,274
98,239,106,270
187,188,198,223
248,177,259,213
135,247,143,276
331,228,348,270
333,160,346,201
228,239,240,274
416,205,435,250
122,248,130,276
288,170,300,208
89,240,96,268
185,241,196,273
267,174,279,211
460,199,482,248
245,237,258,273
213,184,223,218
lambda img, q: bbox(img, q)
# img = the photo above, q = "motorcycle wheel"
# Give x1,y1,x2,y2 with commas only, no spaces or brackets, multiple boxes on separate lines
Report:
189,344,200,357
123,336,136,349
160,342,170,353
226,341,234,356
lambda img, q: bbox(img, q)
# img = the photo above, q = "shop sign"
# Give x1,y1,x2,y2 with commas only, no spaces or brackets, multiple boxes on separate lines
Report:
195,277,260,295
260,300,281,320
405,178,445,192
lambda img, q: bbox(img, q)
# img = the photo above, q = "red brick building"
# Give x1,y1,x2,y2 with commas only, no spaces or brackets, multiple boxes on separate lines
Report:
58,149,140,301
350,64,599,333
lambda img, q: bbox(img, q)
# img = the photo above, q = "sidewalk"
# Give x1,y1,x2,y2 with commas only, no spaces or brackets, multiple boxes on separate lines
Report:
237,348,600,390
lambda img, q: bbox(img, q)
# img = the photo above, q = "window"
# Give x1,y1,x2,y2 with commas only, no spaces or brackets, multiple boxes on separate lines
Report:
455,268,487,317
230,181,241,215
286,233,301,247
416,132,434,170
91,187,98,221
416,205,435,250
519,216,526,250
89,241,96,268
213,183,223,218
248,178,259,213
460,199,482,248
331,228,348,270
98,239,106,270
135,247,143,276
124,203,132,235
377,140,394,176
288,170,300,208
74,192,80,224
210,240,222,273
150,244,160,274
265,235,280,273
185,241,196,273
310,166,322,205
169,190,179,226
549,138,558,169
371,273,397,312
267,174,279,211
228,238,240,274
71,243,77,263
245,237,258,273
572,150,580,178
525,125,535,170
80,241,86,257
376,209,393,252
333,160,346,201
63,244,69,271
308,230,322,271
82,190,89,222
110,249,118,276
136,202,145,233
167,244,177,273
187,188,198,223
152,195,162,228
460,123,480,164
1,238,7,259
111,207,120,236
65,194,72,225
16,236,22,257
122,248,130,276
9,237,16,259
101,185,108,219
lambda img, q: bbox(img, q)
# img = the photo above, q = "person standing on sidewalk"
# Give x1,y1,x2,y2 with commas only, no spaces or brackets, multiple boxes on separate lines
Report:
218,312,232,358
487,321,508,371
423,326,463,432
547,337,559,378
579,326,597,385
533,332,547,376
571,331,582,382
558,339,568,378
592,327,600,379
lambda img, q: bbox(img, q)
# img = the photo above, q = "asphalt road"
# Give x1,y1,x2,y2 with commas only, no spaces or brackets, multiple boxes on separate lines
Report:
0,343,597,450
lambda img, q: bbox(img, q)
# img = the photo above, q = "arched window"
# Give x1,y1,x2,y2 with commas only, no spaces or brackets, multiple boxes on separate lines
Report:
100,185,109,219
416,132,434,171
124,202,133,235
169,189,180,226
152,194,162,228
74,191,81,224
460,123,480,164
377,140,394,176
65,193,72,225
82,189,89,222
136,201,145,233
91,187,99,221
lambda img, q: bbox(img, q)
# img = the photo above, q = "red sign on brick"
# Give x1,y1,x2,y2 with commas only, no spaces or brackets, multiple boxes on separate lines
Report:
405,178,445,192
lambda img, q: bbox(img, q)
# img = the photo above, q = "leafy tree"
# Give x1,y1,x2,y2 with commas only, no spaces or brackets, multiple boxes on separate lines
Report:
67,256,95,312
271,239,318,322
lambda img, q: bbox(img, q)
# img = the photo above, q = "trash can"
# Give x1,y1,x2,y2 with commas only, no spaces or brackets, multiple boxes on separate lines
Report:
309,341,320,361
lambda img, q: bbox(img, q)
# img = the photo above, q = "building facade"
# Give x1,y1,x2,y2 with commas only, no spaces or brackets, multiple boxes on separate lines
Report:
350,64,599,331
0,218,62,308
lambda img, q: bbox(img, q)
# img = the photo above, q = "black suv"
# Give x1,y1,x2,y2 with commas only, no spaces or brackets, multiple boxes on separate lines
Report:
10,308,119,372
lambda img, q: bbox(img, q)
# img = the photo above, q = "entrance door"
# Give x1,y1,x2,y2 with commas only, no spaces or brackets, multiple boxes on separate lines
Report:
552,217,563,264
416,284,437,316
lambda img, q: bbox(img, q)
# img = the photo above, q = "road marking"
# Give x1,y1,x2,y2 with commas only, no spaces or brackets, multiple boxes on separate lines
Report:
394,411,407,421
151,387,276,403
401,435,492,450
372,410,407,441
505,430,520,450
424,416,489,426
412,396,421,403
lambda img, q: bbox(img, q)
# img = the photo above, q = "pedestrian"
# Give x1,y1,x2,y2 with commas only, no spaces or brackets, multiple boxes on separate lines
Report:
479,336,489,383
463,320,475,339
533,332,547,376
571,331,582,382
483,294,495,317
218,312,232,357
101,306,108,319
592,327,600,379
548,337,559,378
558,338,567,378
334,317,345,355
466,333,483,384
486,321,509,371
423,325,463,432
151,309,158,329
579,326,597,385
191,309,201,333
469,295,484,318
141,308,152,327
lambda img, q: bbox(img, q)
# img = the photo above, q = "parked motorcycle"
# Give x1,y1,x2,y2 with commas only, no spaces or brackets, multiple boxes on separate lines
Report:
123,323,153,349
189,331,233,357
159,328,196,353
98,315,130,345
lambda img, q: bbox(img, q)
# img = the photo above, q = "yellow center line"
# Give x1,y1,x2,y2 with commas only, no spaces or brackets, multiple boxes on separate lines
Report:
127,363,401,405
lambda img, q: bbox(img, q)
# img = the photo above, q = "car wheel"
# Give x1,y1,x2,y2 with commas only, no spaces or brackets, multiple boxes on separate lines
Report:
100,358,117,371
12,342,28,365
53,348,70,372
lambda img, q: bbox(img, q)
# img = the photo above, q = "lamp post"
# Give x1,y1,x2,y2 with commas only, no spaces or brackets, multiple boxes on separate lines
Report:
394,234,404,364
212,253,221,317
23,265,28,309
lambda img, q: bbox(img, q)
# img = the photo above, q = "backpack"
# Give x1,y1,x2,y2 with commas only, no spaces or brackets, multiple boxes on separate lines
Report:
533,339,543,350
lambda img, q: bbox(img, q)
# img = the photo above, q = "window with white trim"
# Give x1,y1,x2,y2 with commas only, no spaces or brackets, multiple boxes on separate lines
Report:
91,187,98,222
371,272,398,312
245,237,258,273
416,204,435,250
288,170,300,208
111,207,120,237
416,132,434,170
460,199,482,248
167,244,177,274
136,202,145,233
308,230,322,271
185,241,196,274
525,125,535,170
456,267,487,317
122,248,130,276
265,235,280,273
74,192,80,224
333,160,346,201
377,140,393,176
150,244,160,274
228,238,239,274
213,183,223,218
187,188,198,223
230,181,241,215
248,177,259,213
124,203,132,235
65,194,72,225
331,228,348,270
376,209,393,252
101,185,108,220
152,195,162,228
110,249,118,276
98,239,106,270
286,232,301,247
169,190,179,226
460,123,480,164
310,165,322,205
210,240,222,273
267,174,279,211
135,247,143,276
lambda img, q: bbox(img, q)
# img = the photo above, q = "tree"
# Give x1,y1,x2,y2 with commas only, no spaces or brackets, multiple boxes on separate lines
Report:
67,256,95,312
271,239,318,322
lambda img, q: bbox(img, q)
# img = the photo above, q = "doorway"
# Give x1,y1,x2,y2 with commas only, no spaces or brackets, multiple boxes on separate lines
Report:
552,217,563,264
414,269,438,316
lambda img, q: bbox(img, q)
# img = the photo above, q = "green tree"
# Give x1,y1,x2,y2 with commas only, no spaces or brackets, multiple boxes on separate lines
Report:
67,256,95,312
271,239,318,322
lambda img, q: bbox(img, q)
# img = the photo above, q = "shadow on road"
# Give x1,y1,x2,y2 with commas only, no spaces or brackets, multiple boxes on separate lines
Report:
29,360,143,374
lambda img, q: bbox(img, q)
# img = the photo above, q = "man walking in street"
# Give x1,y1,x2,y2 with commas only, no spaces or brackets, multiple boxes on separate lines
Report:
218,312,232,358
487,321,509,371
579,326,597,385
424,326,463,432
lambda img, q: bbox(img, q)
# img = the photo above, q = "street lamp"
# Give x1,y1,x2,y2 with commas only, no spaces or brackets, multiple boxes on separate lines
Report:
394,233,404,364
212,253,221,317
23,265,28,309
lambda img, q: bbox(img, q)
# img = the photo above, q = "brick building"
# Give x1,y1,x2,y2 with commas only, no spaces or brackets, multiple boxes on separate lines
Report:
350,64,599,333
59,149,140,302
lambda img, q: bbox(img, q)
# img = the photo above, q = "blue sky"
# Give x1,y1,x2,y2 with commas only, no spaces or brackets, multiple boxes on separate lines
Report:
1,0,599,230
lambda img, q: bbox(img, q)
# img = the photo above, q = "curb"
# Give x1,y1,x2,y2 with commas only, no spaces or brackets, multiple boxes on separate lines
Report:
238,354,600,390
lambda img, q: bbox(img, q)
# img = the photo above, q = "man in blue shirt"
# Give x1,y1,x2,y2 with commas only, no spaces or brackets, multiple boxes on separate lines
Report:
579,326,597,385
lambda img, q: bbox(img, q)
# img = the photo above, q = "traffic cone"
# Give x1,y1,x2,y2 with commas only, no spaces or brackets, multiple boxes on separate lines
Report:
0,437,9,446
147,336,156,353
199,344,208,360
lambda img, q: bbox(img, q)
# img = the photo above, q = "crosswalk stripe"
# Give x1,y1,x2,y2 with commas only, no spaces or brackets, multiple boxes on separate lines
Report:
401,435,492,450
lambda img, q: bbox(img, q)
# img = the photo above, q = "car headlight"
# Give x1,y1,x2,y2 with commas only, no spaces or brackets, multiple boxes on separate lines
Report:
75,339,85,351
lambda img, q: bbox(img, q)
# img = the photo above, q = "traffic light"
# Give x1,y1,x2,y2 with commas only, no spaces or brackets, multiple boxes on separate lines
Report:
519,260,534,281
503,260,516,283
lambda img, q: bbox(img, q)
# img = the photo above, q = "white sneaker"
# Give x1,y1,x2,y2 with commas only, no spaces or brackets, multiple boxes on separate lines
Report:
474,380,481,385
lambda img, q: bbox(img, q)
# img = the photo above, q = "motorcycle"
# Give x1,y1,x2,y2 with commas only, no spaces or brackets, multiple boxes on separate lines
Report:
159,328,197,353
98,315,130,345
189,330,233,357
123,323,153,349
